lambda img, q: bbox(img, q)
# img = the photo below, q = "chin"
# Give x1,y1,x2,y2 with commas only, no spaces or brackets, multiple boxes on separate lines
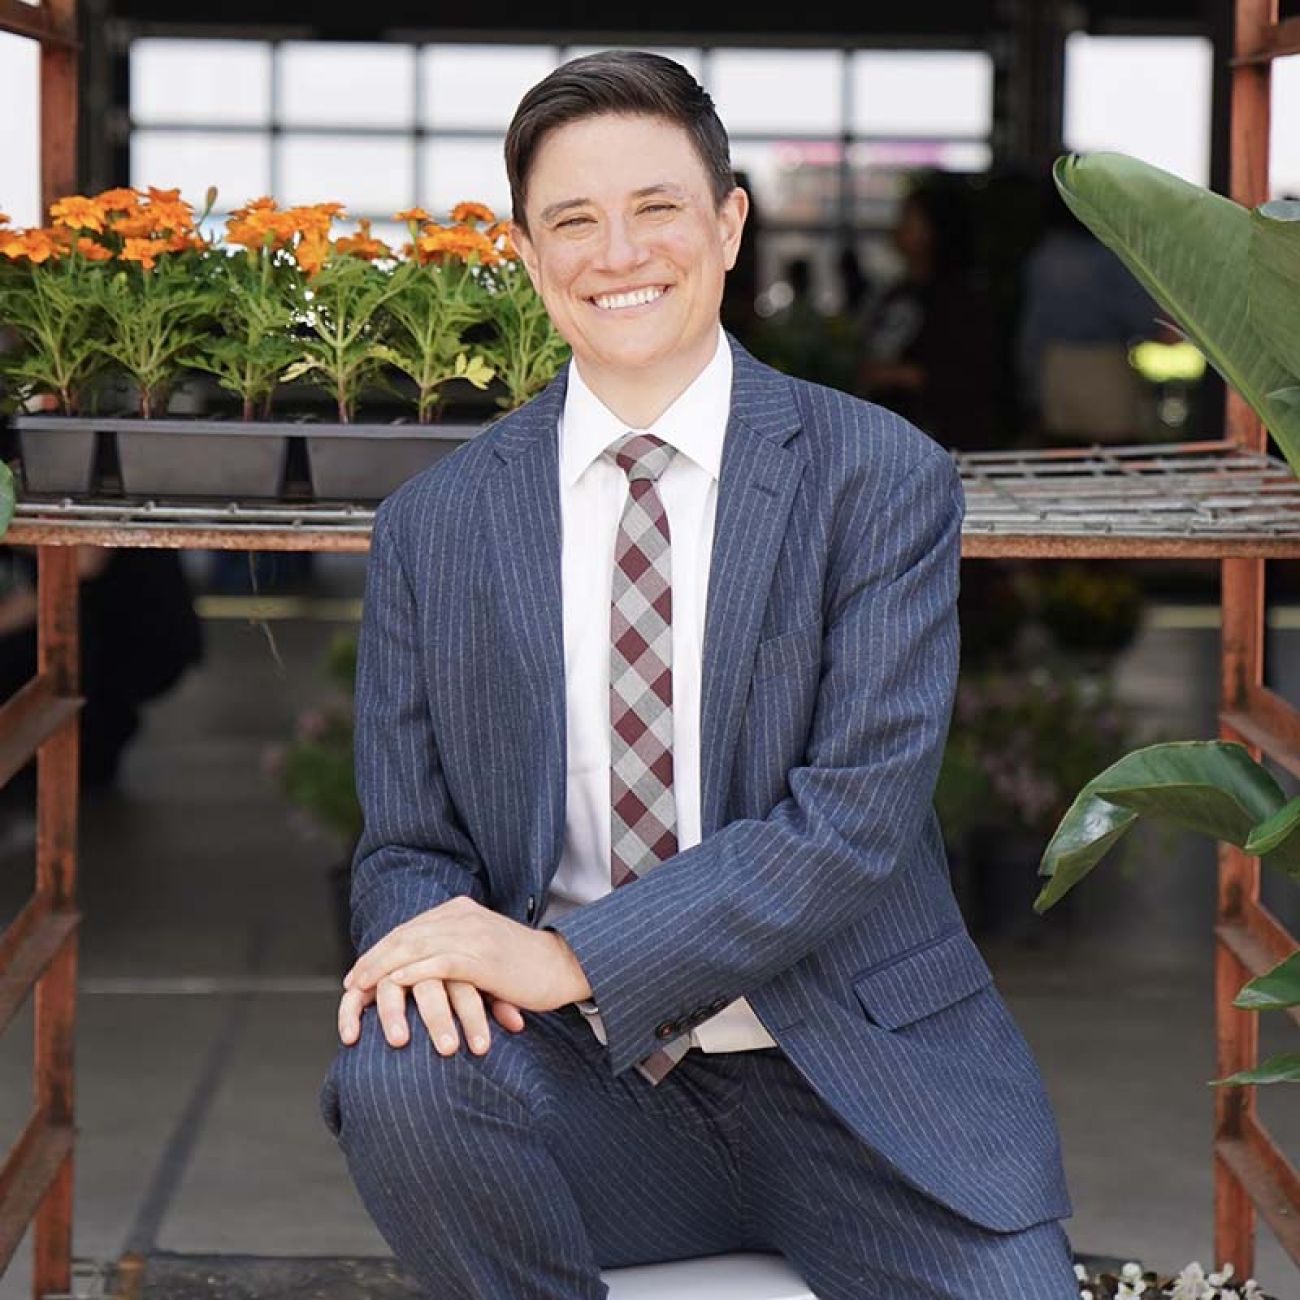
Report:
588,336,676,373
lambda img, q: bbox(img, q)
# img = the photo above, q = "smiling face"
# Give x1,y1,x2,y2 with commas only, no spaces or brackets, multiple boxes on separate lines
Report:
511,112,748,419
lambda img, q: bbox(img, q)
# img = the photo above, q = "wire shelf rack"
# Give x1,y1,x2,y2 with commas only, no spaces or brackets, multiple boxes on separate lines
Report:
958,439,1300,557
7,438,1300,557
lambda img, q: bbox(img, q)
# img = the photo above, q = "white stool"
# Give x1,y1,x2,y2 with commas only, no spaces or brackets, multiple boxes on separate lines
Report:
602,1252,815,1299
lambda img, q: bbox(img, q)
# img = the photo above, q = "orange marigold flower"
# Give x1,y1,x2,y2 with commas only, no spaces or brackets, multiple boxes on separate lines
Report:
120,237,162,270
394,206,432,224
288,203,345,239
0,212,9,226
226,207,294,252
75,236,113,261
415,224,501,265
145,186,183,205
335,218,392,262
450,201,496,227
295,230,330,277
144,200,196,235
112,212,158,240
95,187,141,213
414,226,458,261
7,230,59,264
50,195,107,233
488,221,519,260
230,196,278,220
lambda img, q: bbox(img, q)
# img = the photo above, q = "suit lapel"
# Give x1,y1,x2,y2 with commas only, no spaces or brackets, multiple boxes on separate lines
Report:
699,340,806,836
483,336,806,873
483,374,570,873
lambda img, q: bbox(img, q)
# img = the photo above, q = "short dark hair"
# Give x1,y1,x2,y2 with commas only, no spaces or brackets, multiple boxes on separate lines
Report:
504,50,735,232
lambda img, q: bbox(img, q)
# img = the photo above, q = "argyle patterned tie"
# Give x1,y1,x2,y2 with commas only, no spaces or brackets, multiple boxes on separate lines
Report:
606,432,691,1086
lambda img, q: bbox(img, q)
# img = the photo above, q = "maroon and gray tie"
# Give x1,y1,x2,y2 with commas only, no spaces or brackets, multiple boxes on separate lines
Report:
606,432,691,1085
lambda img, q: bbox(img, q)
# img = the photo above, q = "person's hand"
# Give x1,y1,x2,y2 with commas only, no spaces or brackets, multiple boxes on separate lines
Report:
337,976,526,1055
340,897,593,1042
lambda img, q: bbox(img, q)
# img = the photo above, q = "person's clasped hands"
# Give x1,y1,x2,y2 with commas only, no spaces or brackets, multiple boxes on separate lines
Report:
337,895,592,1058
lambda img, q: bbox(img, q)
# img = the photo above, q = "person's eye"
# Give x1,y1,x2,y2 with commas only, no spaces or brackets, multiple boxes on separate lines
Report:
640,203,677,215
556,215,593,229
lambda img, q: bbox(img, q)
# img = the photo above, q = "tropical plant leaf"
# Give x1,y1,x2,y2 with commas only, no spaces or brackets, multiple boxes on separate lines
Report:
1213,1051,1300,1086
1244,795,1300,864
1248,199,1300,378
1266,387,1300,428
1095,742,1285,841
1034,789,1138,912
1233,950,1300,1012
281,359,322,384
1053,153,1300,476
0,462,14,537
1035,741,1286,911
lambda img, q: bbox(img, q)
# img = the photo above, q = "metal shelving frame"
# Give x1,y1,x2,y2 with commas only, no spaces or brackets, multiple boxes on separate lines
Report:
0,2,84,1296
1,0,1298,1294
1209,0,1300,1277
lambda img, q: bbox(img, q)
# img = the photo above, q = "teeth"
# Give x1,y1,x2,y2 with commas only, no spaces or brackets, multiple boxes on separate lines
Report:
593,286,665,311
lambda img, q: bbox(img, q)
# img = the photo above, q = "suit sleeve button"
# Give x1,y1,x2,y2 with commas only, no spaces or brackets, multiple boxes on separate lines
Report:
655,1021,676,1040
525,895,537,922
709,997,728,1013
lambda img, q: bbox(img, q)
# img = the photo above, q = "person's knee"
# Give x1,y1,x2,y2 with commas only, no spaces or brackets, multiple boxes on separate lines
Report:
323,1003,538,1165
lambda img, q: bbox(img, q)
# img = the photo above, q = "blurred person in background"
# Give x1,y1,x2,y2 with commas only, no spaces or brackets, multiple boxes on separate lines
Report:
0,540,204,806
1016,175,1170,444
859,173,998,453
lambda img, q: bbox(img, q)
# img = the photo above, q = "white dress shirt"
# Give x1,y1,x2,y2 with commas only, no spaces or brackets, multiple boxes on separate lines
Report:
539,325,777,1054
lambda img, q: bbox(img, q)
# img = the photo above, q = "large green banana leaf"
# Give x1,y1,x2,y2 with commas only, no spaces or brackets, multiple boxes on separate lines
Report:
1053,153,1300,476
1243,794,1300,869
1214,1051,1300,1086
1250,198,1300,377
1234,950,1300,1012
1034,741,1289,912
0,463,11,536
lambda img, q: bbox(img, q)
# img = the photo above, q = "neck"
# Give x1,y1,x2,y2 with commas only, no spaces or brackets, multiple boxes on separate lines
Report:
576,329,721,429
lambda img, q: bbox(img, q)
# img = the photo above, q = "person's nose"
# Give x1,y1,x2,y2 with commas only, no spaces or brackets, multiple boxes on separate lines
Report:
593,214,647,277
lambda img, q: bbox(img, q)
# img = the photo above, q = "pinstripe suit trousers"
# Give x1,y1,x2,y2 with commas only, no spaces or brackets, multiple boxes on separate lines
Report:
321,999,1078,1300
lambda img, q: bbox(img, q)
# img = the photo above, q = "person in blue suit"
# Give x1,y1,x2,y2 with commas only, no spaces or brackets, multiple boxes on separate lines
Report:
322,50,1078,1299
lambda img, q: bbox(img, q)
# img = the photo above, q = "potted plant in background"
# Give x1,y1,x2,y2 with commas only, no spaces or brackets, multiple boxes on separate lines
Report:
938,663,1137,944
0,200,123,493
291,201,499,501
1072,1258,1272,1298
0,188,569,503
263,630,361,965
0,184,295,499
937,559,1143,941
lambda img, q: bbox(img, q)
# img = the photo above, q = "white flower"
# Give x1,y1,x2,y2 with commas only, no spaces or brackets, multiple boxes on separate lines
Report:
1081,1291,1093,1300
1210,1264,1236,1287
1169,1262,1215,1300
1242,1282,1264,1299
1122,1263,1144,1283
1075,1264,1090,1282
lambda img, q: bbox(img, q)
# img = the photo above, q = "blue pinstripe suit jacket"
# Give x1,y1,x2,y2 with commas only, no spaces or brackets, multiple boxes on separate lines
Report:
350,332,1073,1235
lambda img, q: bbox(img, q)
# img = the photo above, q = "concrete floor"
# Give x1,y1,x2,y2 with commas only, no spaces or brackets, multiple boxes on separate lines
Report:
1,553,1299,1298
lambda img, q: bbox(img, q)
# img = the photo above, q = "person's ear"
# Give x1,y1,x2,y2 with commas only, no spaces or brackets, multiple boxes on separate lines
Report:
719,186,750,272
510,220,541,291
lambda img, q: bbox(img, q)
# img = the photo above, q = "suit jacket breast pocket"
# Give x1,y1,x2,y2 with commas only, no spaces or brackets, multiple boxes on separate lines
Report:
752,619,823,681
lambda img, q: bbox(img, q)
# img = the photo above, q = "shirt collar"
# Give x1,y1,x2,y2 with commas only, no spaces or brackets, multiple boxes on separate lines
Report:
559,325,731,488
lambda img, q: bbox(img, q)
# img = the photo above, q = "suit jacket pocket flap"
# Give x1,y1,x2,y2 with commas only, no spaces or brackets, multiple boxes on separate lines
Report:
852,928,994,1030
752,619,822,680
